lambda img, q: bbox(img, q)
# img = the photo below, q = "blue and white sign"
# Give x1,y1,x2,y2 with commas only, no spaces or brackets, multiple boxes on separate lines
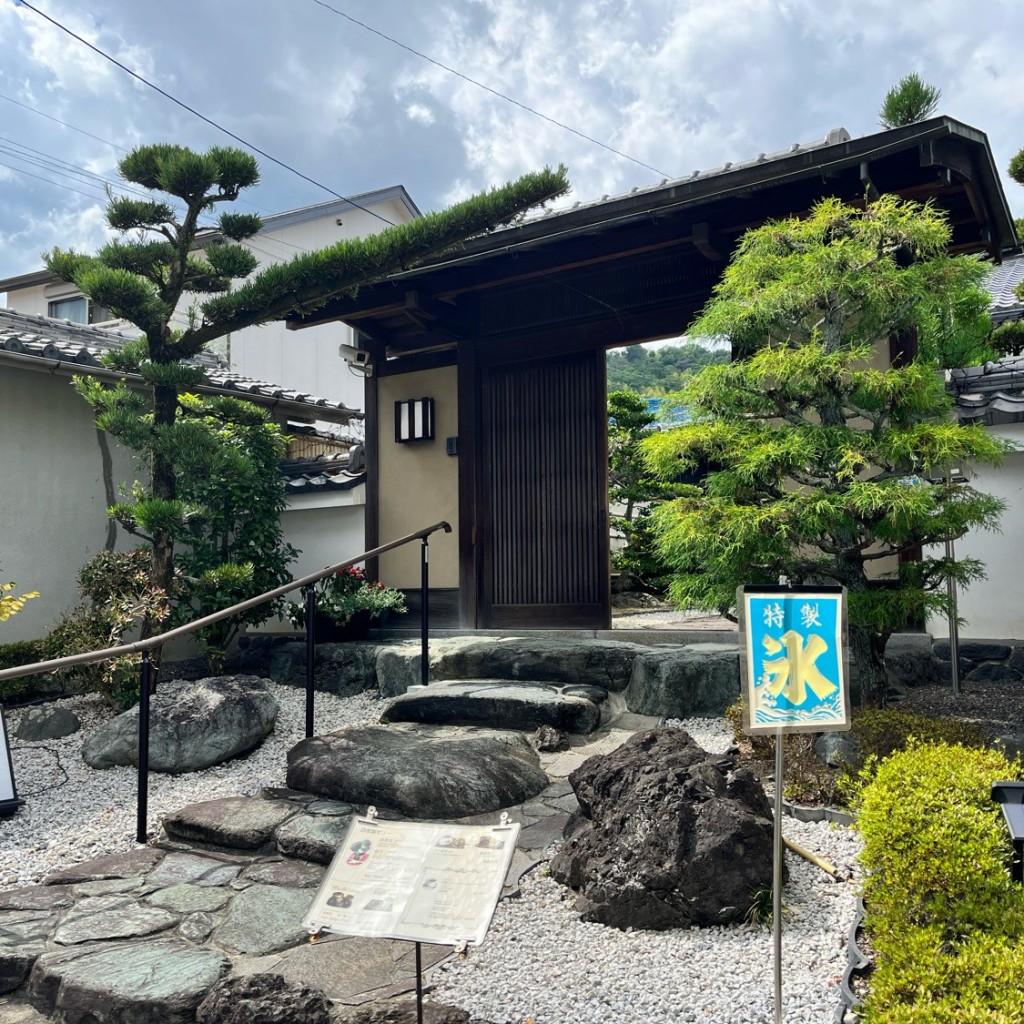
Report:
739,587,850,735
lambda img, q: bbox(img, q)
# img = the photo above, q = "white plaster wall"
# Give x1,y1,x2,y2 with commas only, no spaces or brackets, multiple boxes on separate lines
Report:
926,423,1024,640
0,365,137,642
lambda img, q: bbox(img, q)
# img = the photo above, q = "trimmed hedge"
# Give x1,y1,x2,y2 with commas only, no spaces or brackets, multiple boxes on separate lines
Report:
0,639,44,702
856,741,1024,1021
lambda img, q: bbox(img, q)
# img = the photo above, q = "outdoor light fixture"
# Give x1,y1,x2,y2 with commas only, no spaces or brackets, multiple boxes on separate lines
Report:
395,397,435,443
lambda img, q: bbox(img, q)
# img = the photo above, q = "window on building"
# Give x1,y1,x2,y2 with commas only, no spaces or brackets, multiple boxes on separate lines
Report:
47,296,115,324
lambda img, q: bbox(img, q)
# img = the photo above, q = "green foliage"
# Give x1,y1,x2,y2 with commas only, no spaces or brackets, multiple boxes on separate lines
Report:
645,196,1010,706
606,342,728,394
0,640,44,701
0,581,39,622
856,741,1024,1022
288,565,406,629
879,73,942,129
991,320,1024,358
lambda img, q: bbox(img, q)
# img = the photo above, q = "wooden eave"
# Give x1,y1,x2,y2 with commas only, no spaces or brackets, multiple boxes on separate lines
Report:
287,117,1016,361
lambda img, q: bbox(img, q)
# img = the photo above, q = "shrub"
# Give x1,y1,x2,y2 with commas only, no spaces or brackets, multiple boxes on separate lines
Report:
0,639,44,702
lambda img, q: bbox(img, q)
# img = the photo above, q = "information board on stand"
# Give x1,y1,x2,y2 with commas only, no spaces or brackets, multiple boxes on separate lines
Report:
303,814,520,947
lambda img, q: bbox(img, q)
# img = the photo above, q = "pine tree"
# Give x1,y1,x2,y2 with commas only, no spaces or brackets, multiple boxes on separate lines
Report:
45,143,569,640
879,73,941,129
644,196,1009,707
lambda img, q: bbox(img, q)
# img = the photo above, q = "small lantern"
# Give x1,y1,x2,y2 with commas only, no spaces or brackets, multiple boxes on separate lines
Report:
395,398,435,443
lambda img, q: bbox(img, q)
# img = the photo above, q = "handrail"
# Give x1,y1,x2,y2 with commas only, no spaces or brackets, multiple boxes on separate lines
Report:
0,520,452,682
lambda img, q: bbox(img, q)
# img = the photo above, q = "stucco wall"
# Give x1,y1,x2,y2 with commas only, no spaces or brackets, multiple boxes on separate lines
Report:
0,364,137,642
377,366,459,588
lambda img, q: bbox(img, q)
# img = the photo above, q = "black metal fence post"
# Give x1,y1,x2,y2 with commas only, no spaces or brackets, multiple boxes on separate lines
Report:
305,585,316,738
420,537,429,686
135,651,153,844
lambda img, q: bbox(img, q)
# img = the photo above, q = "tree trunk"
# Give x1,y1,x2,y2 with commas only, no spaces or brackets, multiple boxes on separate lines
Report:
849,623,888,709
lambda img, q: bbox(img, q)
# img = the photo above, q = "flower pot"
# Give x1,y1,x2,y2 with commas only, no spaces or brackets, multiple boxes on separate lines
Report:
311,609,373,643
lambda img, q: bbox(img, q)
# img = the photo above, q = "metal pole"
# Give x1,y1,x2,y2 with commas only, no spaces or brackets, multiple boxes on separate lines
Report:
305,585,316,738
420,537,429,687
136,651,153,844
773,727,784,1024
415,940,424,1024
946,534,961,698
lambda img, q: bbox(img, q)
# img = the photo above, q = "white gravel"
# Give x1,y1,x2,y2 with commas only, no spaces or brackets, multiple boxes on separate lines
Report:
1,691,861,1024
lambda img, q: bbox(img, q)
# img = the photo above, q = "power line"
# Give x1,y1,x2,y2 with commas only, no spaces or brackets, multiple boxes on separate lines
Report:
308,0,673,180
0,90,129,153
14,0,398,228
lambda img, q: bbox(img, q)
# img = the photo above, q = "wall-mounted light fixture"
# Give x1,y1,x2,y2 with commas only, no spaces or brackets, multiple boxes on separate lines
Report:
395,397,435,443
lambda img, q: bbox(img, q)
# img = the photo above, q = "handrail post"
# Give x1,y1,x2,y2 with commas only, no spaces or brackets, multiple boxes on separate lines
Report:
136,651,153,844
304,585,317,738
420,537,429,686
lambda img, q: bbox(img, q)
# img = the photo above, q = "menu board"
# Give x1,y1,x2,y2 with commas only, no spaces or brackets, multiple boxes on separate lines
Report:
303,816,520,947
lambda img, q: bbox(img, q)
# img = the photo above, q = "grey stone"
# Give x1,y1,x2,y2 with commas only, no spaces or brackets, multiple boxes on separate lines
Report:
81,675,279,774
561,684,609,702
161,796,298,850
14,707,80,741
71,878,144,897
266,642,380,696
531,725,569,752
145,885,232,914
814,732,860,768
964,662,1023,684
287,725,549,819
381,681,602,734
0,886,74,912
239,860,326,889
934,641,1011,661
196,973,331,1024
45,848,164,885
179,912,219,944
146,853,244,889
306,800,354,816
625,644,740,718
883,649,942,688
375,642,423,698
0,911,53,995
518,814,571,853
212,885,311,956
28,939,229,1024
1008,648,1024,673
549,728,776,930
275,814,352,864
53,894,178,945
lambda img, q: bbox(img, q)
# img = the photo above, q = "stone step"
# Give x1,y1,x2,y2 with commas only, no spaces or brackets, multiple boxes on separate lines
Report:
379,679,608,734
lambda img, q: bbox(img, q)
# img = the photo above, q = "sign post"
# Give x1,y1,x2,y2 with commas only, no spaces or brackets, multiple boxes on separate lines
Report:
738,585,850,1024
0,706,24,817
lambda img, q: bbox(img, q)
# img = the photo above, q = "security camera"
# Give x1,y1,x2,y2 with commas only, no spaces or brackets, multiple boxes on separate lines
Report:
339,344,373,374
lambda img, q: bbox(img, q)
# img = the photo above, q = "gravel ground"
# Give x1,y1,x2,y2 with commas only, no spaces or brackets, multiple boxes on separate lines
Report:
2,691,861,1024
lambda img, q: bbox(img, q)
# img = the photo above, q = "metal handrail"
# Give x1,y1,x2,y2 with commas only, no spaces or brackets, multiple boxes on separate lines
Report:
0,520,452,681
3,520,452,844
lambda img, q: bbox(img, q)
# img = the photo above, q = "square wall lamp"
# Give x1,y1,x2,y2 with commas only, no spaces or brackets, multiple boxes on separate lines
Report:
395,397,435,443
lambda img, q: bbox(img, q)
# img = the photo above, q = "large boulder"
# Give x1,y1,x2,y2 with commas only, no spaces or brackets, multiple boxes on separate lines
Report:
82,676,278,774
286,725,549,818
624,644,740,718
261,641,380,696
549,728,776,930
15,706,81,741
197,974,331,1024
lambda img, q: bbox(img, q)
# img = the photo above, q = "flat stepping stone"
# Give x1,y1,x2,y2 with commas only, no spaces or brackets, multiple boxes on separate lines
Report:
161,796,298,850
145,885,233,915
53,894,178,946
28,939,229,1024
287,725,549,819
275,814,353,865
0,910,54,995
211,885,311,956
44,848,164,886
239,860,326,889
146,853,244,889
380,680,603,733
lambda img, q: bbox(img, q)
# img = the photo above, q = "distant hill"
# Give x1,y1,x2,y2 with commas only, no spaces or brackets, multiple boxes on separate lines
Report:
607,342,728,394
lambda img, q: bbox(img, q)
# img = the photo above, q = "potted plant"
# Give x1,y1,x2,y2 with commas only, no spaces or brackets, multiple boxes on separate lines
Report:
288,566,406,641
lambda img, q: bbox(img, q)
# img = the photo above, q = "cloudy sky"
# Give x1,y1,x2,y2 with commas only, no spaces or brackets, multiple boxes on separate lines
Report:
1,0,1022,284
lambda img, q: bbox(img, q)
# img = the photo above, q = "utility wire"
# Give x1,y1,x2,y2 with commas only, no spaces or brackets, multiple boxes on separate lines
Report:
309,0,673,180
0,90,129,153
14,0,398,228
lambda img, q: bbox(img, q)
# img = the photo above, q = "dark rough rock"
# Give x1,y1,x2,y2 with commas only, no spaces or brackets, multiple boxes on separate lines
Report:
625,644,740,718
884,636,942,688
161,796,298,850
146,853,244,889
814,732,860,768
936,658,973,684
275,813,353,864
262,641,380,696
28,939,230,1024
561,684,609,702
934,641,1011,662
211,885,311,956
964,662,1023,684
287,725,549,818
52,895,178,945
380,681,602,734
430,638,645,692
549,728,776,930
344,1001,471,1024
81,675,279,773
196,973,332,1024
239,859,326,889
15,706,80,741
0,910,53,994
531,725,570,752
45,848,164,886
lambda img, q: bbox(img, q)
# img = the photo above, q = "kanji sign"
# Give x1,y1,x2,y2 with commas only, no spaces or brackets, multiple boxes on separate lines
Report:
738,587,850,735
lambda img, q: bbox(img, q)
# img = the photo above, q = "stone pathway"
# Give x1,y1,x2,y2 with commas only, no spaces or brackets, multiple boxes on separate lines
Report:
0,716,657,1024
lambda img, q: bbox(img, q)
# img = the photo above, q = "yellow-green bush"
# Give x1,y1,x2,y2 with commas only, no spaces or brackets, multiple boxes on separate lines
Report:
857,741,1024,1021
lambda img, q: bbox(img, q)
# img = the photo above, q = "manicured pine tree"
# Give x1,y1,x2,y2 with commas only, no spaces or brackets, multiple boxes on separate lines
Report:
643,195,1009,707
879,73,941,129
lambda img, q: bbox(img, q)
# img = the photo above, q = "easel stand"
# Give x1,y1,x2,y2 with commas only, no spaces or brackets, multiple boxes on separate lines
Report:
415,941,424,1024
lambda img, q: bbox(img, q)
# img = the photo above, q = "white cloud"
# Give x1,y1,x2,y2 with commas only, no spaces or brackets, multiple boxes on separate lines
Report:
406,103,435,125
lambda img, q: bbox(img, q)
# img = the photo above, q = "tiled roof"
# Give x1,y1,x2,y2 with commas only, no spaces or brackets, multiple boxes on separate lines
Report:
950,358,1024,425
985,253,1024,322
0,307,360,423
281,446,366,494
